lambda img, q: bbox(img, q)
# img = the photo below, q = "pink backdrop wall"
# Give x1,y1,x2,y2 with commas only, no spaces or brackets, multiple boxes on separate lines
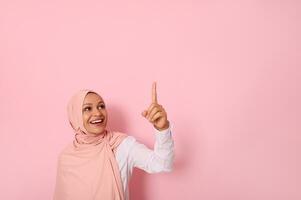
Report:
0,1,300,199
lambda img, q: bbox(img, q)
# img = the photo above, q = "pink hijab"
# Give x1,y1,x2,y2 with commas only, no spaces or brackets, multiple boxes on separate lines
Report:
54,89,127,200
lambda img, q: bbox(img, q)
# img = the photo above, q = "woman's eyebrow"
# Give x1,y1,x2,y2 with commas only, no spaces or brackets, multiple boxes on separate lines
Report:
83,101,104,106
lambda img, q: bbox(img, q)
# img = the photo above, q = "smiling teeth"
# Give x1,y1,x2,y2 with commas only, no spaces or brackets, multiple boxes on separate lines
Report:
91,119,103,124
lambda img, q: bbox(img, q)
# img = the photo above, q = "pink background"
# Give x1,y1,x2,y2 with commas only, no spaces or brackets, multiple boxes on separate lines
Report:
0,1,300,199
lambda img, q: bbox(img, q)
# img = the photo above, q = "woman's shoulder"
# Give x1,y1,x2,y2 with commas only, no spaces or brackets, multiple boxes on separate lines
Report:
58,142,74,157
121,135,136,145
109,130,135,143
115,133,137,152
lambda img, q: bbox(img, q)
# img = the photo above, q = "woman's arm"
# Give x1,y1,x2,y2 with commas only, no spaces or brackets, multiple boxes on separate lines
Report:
128,123,174,173
127,81,174,173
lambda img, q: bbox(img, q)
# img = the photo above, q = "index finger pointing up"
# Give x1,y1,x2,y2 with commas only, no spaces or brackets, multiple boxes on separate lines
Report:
152,82,158,103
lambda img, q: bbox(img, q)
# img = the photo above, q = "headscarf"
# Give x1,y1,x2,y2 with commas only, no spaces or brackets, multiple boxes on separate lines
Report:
53,89,127,200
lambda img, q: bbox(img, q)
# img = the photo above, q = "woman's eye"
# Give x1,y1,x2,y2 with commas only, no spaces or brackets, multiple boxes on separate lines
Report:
83,107,91,111
98,104,105,109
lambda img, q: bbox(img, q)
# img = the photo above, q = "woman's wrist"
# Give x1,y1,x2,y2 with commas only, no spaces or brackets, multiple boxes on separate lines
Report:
154,120,170,132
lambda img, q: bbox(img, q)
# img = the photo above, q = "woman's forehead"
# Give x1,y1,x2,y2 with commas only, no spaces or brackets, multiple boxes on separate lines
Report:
83,92,104,104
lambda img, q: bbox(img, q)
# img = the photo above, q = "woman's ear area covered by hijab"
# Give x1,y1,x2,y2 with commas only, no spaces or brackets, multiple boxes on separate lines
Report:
67,89,91,133
82,92,108,135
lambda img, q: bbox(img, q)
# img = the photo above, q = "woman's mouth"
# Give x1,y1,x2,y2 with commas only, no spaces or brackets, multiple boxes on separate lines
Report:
90,118,105,126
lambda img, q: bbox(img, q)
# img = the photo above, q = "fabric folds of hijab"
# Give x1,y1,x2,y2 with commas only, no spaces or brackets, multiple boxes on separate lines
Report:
54,89,127,200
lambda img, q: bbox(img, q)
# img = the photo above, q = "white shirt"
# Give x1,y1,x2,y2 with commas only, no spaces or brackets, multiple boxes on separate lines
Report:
115,124,174,200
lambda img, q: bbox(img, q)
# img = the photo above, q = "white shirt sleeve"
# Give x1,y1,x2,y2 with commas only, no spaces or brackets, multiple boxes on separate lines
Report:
127,123,175,174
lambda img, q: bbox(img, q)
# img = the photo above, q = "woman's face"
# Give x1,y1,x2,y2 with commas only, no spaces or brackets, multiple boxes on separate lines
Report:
82,92,108,134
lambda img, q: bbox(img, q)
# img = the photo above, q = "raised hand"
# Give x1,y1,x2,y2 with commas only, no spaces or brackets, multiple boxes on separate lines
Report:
141,82,169,131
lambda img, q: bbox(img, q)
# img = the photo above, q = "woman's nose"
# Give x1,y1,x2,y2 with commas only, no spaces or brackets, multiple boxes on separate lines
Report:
92,108,102,116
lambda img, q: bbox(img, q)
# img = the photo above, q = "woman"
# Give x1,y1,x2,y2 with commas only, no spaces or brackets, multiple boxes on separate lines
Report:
53,82,174,200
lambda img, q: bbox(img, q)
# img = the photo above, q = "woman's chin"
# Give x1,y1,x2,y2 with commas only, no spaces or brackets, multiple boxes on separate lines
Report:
89,126,106,135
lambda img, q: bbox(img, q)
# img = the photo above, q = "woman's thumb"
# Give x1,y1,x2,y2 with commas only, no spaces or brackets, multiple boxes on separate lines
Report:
141,110,148,117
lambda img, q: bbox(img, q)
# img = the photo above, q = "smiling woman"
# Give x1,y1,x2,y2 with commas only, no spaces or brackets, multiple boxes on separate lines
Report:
53,82,175,200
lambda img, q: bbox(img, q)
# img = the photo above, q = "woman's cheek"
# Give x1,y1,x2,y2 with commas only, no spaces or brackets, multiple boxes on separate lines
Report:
83,113,89,125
